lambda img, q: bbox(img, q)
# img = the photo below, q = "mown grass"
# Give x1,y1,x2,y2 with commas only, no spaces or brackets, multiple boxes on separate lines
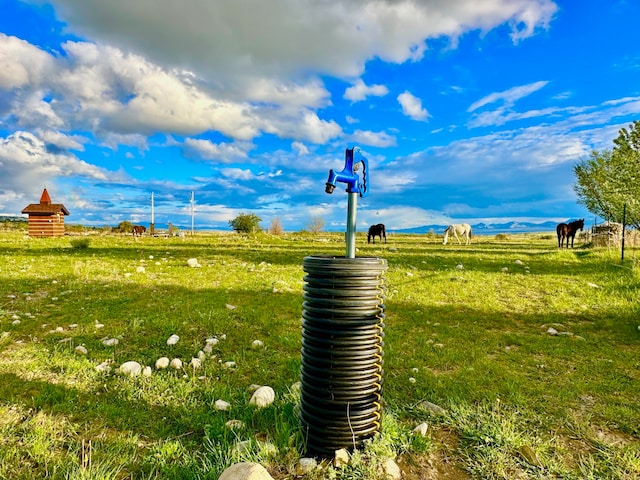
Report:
0,230,638,479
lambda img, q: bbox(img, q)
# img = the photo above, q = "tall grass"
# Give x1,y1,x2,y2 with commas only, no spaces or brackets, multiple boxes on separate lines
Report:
0,231,638,479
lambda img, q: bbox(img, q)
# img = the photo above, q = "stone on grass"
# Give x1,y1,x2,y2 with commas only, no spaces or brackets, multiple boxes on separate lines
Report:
334,448,350,467
166,334,180,346
252,339,264,349
74,345,88,355
224,361,237,369
226,419,245,430
120,361,143,377
143,366,152,377
296,458,317,475
214,399,231,411
187,258,201,268
102,338,119,347
155,357,170,369
417,400,447,415
190,357,202,369
170,358,183,369
218,462,274,480
249,386,275,408
136,266,146,273
95,360,112,373
413,422,429,436
547,327,558,336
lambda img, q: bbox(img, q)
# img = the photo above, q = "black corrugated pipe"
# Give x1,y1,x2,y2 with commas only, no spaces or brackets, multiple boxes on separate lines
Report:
300,255,387,457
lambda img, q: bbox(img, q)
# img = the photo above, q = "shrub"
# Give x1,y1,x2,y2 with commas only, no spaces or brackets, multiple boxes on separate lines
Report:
229,213,262,233
268,217,284,235
70,238,91,249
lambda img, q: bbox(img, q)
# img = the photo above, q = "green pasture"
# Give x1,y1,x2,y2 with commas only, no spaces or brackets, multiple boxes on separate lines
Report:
0,230,638,479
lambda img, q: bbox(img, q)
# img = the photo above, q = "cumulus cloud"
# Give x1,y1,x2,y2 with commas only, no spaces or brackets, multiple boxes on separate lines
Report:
344,79,389,102
397,91,430,121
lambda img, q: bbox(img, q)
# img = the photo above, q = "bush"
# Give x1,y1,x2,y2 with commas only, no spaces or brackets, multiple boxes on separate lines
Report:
70,238,91,249
113,221,134,234
268,217,284,235
229,213,262,233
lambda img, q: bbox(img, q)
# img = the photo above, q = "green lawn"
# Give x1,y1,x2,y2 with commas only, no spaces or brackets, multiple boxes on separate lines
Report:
0,230,638,479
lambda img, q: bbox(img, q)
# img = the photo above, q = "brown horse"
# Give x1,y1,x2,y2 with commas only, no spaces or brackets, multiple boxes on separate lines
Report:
556,219,584,248
132,225,147,237
367,224,386,244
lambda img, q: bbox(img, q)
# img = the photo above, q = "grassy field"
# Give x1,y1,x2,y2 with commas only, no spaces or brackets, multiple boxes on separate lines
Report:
0,229,638,479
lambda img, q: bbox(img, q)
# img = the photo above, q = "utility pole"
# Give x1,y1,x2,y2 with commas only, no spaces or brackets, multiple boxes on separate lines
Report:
190,191,195,236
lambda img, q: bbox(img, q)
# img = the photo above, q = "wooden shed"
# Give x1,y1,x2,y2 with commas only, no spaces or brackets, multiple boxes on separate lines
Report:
21,188,70,237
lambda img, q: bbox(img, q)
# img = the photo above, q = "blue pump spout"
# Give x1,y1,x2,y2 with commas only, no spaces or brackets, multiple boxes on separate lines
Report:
325,147,368,197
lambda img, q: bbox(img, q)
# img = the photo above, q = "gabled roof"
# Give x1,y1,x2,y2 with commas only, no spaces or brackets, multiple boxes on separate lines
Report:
21,188,70,216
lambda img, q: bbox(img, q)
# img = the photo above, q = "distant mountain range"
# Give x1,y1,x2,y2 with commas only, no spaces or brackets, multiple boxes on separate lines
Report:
392,221,559,235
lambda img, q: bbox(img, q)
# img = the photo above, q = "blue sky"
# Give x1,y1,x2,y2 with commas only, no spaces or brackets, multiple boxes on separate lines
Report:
1,0,639,232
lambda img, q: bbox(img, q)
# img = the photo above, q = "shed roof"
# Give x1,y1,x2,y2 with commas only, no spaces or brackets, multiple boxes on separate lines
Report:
21,188,70,215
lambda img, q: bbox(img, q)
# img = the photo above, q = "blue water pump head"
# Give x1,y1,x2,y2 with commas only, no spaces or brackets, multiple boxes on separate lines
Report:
325,147,368,197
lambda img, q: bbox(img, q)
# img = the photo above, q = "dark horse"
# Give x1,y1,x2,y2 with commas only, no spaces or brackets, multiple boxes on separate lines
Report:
132,225,147,237
556,219,584,248
367,224,386,244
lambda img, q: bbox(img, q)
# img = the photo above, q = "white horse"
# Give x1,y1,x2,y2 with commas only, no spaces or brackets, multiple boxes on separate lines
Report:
443,223,472,245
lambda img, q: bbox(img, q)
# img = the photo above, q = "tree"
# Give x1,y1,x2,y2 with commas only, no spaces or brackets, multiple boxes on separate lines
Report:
229,213,262,233
306,216,325,234
573,121,640,228
268,217,283,235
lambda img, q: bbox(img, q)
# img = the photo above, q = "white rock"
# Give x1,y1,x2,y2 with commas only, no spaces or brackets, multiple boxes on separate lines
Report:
587,282,599,288
74,345,88,355
143,366,152,377
136,266,146,273
218,462,274,480
226,419,245,430
95,361,111,373
296,458,317,475
102,338,119,347
547,327,558,336
187,258,201,268
409,377,416,383
334,448,350,467
224,361,237,369
120,361,143,377
190,358,202,369
414,422,429,436
501,267,509,272
456,264,464,270
215,399,231,411
95,323,104,329
205,337,219,346
251,339,264,348
515,259,523,265
12,320,20,325
381,458,402,480
197,350,206,361
155,357,170,369
249,386,275,408
69,324,78,329
170,358,183,369
166,334,180,346
225,304,236,310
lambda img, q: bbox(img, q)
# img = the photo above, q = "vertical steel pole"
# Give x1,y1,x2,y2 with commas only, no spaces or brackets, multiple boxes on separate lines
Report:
346,192,357,258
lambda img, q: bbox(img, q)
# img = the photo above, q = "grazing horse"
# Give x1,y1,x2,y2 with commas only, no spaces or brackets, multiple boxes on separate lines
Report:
556,219,584,248
443,223,472,245
367,224,386,244
132,225,147,237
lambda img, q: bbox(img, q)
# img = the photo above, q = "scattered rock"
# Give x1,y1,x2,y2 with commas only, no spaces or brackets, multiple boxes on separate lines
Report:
190,357,202,369
249,386,275,408
166,334,180,346
501,267,509,272
514,259,523,265
456,264,464,270
587,282,599,288
334,448,350,467
187,258,201,268
413,422,429,436
95,360,112,373
409,377,416,383
74,345,88,355
224,361,237,369
252,339,264,348
155,357,170,369
296,458,317,475
226,419,245,430
170,358,183,369
142,366,152,377
417,400,447,415
136,266,146,273
218,462,274,480
380,458,402,480
119,361,142,377
215,399,231,411
225,304,236,310
546,327,558,336
102,338,119,347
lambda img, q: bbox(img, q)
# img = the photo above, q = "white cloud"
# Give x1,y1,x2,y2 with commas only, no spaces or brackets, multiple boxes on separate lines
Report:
468,81,549,112
183,138,253,163
350,130,396,147
397,91,430,121
50,0,557,80
344,79,389,102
